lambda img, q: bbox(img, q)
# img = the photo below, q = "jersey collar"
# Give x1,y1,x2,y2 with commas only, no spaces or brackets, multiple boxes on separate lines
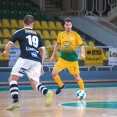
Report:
24,27,32,29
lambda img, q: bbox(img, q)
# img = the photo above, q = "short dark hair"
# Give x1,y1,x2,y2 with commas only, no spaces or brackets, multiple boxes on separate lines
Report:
64,18,72,23
23,15,34,25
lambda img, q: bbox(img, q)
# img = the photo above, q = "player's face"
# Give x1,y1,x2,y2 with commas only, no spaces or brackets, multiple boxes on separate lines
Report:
64,22,72,33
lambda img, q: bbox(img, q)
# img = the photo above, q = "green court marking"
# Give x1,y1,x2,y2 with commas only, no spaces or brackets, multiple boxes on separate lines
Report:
0,83,117,91
60,102,117,109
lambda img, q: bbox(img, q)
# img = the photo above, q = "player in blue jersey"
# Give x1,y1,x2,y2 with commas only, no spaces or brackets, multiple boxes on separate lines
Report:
2,15,53,110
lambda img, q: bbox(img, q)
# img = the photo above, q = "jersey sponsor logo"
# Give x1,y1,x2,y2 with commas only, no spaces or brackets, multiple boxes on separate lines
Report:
26,47,39,53
31,52,39,58
18,68,27,74
65,42,69,47
70,37,74,40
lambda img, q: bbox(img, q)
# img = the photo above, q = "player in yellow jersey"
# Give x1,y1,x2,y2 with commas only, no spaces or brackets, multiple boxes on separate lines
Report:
50,18,85,95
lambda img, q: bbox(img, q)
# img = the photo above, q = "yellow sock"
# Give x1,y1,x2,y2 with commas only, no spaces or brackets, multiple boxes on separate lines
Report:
53,75,63,87
77,78,85,91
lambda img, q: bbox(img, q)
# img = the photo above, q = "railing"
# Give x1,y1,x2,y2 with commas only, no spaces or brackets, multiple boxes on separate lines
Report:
85,12,117,33
42,0,117,16
43,0,85,15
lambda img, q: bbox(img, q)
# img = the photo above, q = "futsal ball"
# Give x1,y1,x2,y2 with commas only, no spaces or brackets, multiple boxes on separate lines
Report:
76,90,86,100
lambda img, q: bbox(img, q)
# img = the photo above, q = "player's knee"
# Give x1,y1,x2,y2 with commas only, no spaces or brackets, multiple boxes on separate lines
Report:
8,77,14,82
74,74,80,81
52,71,58,77
8,75,20,82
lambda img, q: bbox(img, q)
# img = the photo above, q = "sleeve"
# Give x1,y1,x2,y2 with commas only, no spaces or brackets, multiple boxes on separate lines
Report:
10,32,19,44
76,34,84,46
57,33,61,44
38,34,44,48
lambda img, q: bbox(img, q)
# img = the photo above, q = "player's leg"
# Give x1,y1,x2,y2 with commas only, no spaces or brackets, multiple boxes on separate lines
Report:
52,58,66,95
6,58,30,110
73,74,85,91
30,79,53,107
6,75,21,110
67,61,85,91
26,61,53,107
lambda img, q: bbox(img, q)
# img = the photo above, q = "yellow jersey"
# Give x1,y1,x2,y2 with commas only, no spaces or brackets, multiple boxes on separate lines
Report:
57,31,83,62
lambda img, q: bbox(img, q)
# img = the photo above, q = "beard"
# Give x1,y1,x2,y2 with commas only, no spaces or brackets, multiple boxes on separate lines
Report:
67,28,71,33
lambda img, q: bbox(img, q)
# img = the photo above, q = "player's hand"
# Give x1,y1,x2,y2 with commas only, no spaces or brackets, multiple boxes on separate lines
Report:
81,53,85,59
2,50,9,55
40,66,44,76
50,55,54,62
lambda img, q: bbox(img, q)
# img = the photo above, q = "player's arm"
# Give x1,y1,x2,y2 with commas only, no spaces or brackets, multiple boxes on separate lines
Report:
76,33,85,59
3,31,18,55
38,34,45,75
50,43,60,62
39,47,45,76
39,47,46,64
50,33,61,62
2,42,13,55
38,34,46,64
80,45,85,59
52,43,60,57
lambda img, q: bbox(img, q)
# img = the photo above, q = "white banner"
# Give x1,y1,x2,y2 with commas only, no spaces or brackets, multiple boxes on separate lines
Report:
9,47,56,67
43,62,56,66
9,47,20,67
108,48,117,65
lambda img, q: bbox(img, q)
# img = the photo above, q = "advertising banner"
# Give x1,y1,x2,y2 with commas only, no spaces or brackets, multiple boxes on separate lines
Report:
108,48,117,65
9,47,20,67
85,48,103,66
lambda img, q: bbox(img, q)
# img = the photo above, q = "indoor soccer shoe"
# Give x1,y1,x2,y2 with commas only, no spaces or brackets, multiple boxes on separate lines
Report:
6,102,20,110
56,84,66,95
45,90,53,107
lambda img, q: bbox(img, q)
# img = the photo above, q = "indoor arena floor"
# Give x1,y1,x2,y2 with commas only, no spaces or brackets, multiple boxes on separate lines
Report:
0,83,117,117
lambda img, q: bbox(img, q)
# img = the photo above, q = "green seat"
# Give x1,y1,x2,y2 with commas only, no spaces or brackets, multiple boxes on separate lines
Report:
17,10,25,19
25,10,32,15
2,10,10,19
9,1,16,10
24,3,31,11
32,10,40,20
10,10,17,19
9,0,20,2
0,10,3,19
1,1,9,9
16,2,24,10
0,1,2,9
39,12,47,21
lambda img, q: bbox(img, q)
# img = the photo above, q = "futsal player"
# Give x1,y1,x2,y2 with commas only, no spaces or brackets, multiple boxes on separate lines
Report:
2,15,53,110
50,18,85,95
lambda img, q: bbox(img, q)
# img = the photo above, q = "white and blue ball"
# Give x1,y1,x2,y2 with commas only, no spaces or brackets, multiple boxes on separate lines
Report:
76,90,86,100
